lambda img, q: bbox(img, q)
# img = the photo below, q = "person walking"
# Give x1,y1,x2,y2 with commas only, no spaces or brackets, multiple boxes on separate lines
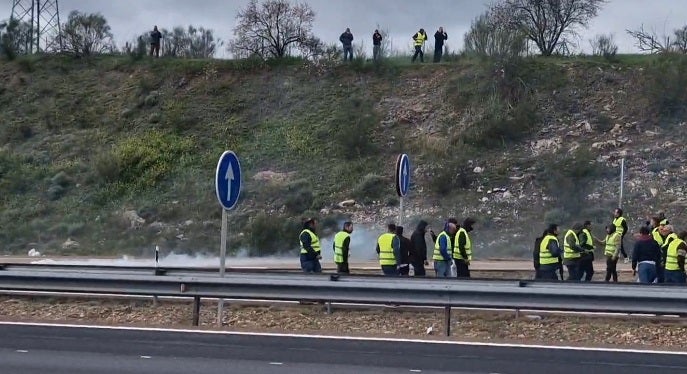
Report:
632,226,661,283
578,221,596,281
538,224,562,280
299,218,322,273
409,220,430,276
533,229,548,279
601,224,621,282
396,226,412,276
340,28,354,62
563,223,585,281
333,221,353,274
664,231,687,284
453,217,476,278
376,223,400,276
433,27,448,62
433,221,457,278
612,208,629,263
372,29,383,61
411,28,428,63
150,25,162,57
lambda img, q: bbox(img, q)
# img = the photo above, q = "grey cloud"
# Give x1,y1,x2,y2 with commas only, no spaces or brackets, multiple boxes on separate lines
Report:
1,0,687,56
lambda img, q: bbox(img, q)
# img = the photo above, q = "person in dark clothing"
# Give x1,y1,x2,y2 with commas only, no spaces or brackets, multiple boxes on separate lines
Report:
612,208,629,261
409,220,430,276
578,220,596,281
538,224,563,280
333,222,353,274
632,226,661,283
533,229,548,279
150,25,162,57
454,217,476,278
433,27,448,62
340,28,354,62
372,29,383,61
299,218,322,273
396,226,412,276
563,223,585,281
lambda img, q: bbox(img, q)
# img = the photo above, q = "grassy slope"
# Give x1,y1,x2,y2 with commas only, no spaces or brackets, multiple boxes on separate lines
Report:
0,53,684,257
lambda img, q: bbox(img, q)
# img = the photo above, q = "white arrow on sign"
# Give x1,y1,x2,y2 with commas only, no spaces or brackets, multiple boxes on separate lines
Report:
225,164,235,201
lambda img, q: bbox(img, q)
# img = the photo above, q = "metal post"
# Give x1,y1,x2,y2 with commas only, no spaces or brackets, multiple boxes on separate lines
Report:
444,306,451,336
217,209,228,326
153,245,160,306
619,158,625,209
192,296,201,326
326,301,332,315
399,196,404,226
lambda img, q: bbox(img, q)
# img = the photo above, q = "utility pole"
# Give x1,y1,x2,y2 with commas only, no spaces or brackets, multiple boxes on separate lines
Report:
10,0,63,53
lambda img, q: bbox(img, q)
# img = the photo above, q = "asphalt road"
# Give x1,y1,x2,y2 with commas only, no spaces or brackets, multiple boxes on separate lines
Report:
1,323,686,374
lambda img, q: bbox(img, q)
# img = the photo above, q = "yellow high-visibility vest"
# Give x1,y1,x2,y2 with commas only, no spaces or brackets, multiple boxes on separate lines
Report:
377,233,396,266
453,228,472,261
563,230,581,260
299,229,321,255
333,231,350,264
539,235,559,265
433,231,452,261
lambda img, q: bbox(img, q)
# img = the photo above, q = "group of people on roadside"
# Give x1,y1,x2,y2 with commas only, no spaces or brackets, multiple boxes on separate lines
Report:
534,208,687,284
339,26,449,63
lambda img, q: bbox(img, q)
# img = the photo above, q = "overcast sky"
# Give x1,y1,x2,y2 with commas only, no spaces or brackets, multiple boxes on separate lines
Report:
2,0,686,57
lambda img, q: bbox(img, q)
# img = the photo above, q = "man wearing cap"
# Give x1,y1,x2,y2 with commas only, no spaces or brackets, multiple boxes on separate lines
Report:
299,218,322,273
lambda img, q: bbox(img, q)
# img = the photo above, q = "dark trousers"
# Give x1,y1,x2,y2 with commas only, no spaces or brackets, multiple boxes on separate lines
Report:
412,45,424,62
538,266,559,280
433,46,443,62
619,241,628,258
566,262,581,281
150,43,160,57
300,255,322,273
336,262,349,274
412,261,426,276
454,259,470,278
656,264,665,283
399,264,410,276
605,256,618,282
343,45,353,61
579,258,594,281
665,270,686,284
381,265,398,276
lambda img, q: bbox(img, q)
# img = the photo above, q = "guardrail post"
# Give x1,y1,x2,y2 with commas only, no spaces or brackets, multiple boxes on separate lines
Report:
192,296,201,326
444,306,451,336
326,301,332,314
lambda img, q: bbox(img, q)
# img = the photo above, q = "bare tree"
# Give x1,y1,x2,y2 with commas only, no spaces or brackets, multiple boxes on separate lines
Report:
463,10,527,58
0,19,32,58
589,33,617,58
60,11,115,56
673,26,687,53
490,0,607,57
229,0,317,59
626,24,672,54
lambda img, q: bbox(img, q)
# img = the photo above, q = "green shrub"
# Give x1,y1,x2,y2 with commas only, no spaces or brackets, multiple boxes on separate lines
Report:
644,53,687,119
244,212,301,256
352,174,387,204
330,95,378,158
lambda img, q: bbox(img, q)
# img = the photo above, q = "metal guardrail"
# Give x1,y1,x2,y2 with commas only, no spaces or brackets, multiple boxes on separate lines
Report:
1,266,687,336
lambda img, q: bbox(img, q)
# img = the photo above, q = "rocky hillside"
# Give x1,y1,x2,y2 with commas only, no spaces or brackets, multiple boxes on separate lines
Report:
1,54,686,258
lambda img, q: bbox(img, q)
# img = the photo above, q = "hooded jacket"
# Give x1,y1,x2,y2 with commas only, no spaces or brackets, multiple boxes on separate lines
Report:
410,220,429,263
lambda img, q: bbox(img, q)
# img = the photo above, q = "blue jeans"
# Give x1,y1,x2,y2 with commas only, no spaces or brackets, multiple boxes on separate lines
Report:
664,270,686,284
434,260,450,278
300,255,322,273
637,262,656,283
381,265,398,276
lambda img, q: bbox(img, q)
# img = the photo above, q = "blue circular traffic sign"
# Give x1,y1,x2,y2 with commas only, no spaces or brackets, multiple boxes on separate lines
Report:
215,151,242,210
395,154,410,197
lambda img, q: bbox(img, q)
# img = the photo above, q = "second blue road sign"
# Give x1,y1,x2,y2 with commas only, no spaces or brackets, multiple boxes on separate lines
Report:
395,153,410,197
215,151,242,210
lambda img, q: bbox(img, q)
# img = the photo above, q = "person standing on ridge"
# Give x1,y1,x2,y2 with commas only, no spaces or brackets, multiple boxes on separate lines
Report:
340,28,354,62
453,217,476,278
410,220,430,276
376,223,400,276
612,208,629,263
333,221,353,274
373,29,383,61
538,224,562,280
150,25,162,58
433,221,457,278
299,218,322,273
411,28,428,63
433,27,448,62
396,226,412,276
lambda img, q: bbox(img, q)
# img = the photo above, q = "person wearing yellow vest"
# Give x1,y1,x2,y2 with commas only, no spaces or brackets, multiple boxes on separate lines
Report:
333,221,353,274
600,224,621,282
538,224,562,280
299,218,322,273
664,230,687,284
649,216,665,247
658,211,669,226
563,223,585,281
658,224,678,283
433,221,457,278
612,208,629,262
411,28,428,63
578,220,597,281
453,217,476,278
376,223,401,276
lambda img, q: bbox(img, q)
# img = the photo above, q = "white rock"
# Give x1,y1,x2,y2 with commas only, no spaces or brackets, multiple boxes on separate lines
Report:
473,166,484,173
502,191,513,199
338,199,356,208
184,220,194,226
61,238,80,250
122,210,145,229
28,248,41,257
650,188,658,197
481,197,489,202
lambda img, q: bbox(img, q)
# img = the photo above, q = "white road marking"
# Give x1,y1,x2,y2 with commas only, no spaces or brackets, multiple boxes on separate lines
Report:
269,362,283,365
409,370,422,373
15,350,28,353
140,356,151,359
1,321,685,356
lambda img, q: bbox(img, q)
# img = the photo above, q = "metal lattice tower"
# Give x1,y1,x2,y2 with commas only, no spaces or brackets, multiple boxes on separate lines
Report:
10,0,62,53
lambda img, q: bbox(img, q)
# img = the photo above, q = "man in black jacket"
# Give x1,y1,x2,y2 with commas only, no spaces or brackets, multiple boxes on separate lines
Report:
433,27,447,62
396,226,412,276
340,28,354,62
409,220,430,276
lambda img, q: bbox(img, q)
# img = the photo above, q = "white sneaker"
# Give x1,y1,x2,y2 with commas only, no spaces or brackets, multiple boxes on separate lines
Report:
624,258,630,264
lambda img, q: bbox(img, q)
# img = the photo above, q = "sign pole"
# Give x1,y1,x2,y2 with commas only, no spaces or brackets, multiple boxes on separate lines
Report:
399,196,404,226
217,209,228,326
619,158,625,209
